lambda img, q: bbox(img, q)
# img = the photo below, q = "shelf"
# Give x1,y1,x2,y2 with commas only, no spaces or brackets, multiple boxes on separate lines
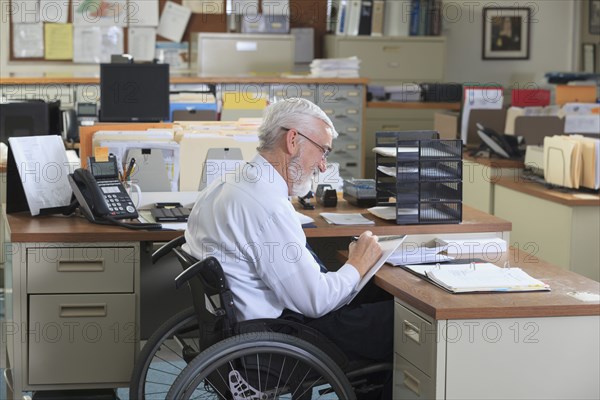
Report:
367,101,461,110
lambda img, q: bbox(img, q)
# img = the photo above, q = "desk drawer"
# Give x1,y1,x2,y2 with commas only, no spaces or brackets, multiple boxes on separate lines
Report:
394,354,436,400
28,293,135,385
27,247,136,293
394,301,436,376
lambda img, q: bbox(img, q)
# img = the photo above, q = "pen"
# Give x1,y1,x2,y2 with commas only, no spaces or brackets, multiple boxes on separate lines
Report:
352,234,405,242
125,158,136,180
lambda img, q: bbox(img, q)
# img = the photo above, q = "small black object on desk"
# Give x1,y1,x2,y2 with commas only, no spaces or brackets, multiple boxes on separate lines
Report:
298,191,315,210
315,184,337,207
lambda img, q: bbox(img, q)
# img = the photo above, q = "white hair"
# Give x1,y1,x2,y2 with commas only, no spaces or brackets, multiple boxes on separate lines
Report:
257,98,338,152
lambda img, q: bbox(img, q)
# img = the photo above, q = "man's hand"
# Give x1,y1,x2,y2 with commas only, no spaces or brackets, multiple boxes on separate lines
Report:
347,231,383,278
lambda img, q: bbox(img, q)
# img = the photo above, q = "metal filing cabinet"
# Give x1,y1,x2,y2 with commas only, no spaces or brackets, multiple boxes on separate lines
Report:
317,84,364,179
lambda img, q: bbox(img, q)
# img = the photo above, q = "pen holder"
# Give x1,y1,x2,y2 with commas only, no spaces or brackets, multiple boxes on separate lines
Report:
124,182,142,209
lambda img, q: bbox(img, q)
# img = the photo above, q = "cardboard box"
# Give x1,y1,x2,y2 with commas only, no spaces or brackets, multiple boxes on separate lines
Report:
434,111,460,140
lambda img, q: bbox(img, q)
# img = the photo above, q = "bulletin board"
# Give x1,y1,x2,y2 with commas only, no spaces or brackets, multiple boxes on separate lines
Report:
8,0,327,63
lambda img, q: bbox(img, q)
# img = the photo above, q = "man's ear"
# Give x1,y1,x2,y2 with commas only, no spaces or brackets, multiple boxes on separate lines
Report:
284,128,298,155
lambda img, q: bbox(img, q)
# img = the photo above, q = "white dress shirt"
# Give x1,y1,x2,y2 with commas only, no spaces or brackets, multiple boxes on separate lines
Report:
183,154,360,321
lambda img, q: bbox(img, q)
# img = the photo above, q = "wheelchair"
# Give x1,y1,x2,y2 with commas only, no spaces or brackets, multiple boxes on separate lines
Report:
129,235,392,400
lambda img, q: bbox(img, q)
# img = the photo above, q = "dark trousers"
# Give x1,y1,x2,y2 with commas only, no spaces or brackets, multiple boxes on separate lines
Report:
281,283,394,399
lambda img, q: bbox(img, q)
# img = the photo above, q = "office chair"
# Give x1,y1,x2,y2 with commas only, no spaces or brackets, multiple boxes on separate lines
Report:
130,236,392,400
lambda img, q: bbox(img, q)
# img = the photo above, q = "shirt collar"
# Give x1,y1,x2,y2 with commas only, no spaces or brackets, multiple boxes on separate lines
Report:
249,153,289,198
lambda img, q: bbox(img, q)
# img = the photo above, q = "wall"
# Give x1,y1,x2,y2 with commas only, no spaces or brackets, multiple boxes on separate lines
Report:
580,0,600,72
442,0,577,87
0,0,582,84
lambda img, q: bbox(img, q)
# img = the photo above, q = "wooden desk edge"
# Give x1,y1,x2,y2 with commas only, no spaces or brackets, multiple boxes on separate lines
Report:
375,247,600,320
494,176,600,207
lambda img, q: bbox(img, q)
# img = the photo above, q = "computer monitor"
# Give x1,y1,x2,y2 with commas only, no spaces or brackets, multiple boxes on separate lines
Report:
99,63,170,122
0,101,50,145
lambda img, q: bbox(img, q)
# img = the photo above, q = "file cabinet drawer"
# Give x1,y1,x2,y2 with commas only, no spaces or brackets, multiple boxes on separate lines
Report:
394,301,436,376
28,293,136,385
27,247,136,294
271,84,317,103
394,354,436,400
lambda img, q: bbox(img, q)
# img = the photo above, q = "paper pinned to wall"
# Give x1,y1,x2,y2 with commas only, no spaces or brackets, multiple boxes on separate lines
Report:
44,23,73,60
8,136,73,216
128,27,157,61
72,0,127,26
11,0,40,23
12,23,44,58
128,0,160,26
157,1,192,43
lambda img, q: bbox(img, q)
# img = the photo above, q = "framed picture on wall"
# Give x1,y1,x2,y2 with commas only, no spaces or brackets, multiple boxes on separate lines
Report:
591,0,600,34
482,7,531,60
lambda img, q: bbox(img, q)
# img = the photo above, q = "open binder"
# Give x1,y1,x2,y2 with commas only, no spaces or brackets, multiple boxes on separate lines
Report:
403,262,550,294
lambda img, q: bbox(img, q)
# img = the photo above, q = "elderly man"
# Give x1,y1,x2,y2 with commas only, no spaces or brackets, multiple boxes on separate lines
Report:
184,98,392,399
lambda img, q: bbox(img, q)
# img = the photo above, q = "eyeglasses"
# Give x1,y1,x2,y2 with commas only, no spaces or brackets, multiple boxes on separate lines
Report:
282,127,332,159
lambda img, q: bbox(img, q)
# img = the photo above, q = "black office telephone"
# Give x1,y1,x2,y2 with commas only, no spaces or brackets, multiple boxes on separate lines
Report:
68,156,139,222
475,123,523,159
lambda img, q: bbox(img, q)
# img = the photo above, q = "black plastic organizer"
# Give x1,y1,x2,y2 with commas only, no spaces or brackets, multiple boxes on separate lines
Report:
375,131,463,225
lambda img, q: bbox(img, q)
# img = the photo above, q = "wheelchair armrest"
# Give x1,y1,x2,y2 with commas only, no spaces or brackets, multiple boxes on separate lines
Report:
174,256,227,293
152,235,186,264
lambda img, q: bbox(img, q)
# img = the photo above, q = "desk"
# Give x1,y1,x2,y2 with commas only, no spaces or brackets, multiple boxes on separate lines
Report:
493,176,600,281
462,154,524,214
377,248,600,399
3,205,509,398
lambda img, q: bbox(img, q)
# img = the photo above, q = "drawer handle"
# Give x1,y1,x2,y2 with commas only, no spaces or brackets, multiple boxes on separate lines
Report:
57,260,104,272
382,125,401,130
402,320,421,344
403,369,421,395
383,46,402,52
59,304,107,318
387,62,400,68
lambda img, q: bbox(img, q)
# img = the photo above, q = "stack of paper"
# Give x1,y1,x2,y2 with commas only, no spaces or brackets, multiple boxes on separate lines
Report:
387,241,454,266
310,57,361,78
320,212,374,225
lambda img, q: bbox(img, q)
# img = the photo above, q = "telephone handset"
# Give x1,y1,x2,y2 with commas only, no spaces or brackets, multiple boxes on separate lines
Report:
68,156,138,222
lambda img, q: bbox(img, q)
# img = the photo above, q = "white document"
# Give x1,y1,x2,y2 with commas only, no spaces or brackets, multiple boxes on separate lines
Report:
461,87,504,144
320,213,374,225
367,206,396,221
128,0,159,26
128,27,157,61
157,1,192,43
372,146,418,157
73,26,101,63
12,23,44,58
40,0,69,23
564,115,600,135
347,235,407,304
8,136,72,216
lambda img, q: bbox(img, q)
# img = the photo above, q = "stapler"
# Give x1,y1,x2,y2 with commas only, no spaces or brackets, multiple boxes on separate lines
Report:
298,191,315,210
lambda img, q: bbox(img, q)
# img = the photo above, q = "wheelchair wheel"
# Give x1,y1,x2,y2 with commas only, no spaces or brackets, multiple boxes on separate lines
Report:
167,331,356,400
130,307,200,399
